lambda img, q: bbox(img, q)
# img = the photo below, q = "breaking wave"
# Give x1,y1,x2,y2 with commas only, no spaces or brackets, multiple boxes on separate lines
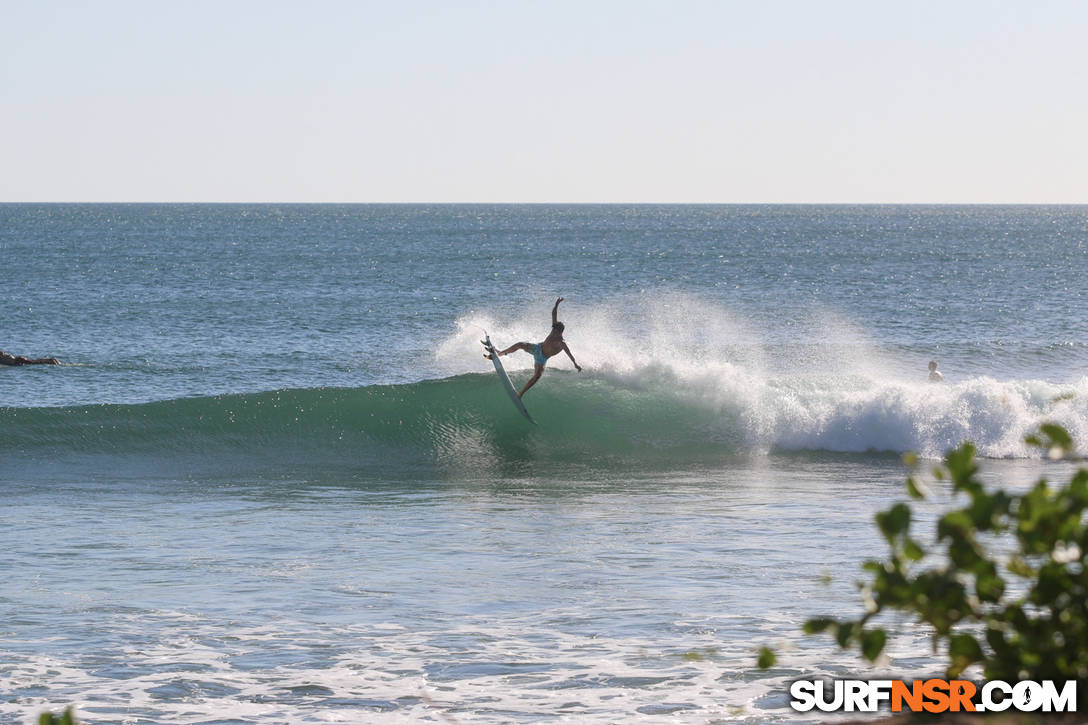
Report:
5,295,1085,475
3,370,1086,477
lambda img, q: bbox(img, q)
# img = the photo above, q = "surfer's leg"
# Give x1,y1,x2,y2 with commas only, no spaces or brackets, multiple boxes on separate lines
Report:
485,341,531,360
499,342,533,357
518,364,544,397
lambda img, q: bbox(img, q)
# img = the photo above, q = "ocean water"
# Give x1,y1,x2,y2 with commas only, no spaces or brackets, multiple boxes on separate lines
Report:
2,204,1086,723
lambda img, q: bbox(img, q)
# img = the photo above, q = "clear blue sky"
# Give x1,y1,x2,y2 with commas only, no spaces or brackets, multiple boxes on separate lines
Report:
2,0,1086,202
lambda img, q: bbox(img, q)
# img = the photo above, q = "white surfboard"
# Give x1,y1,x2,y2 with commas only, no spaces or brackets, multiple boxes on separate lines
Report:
481,334,536,424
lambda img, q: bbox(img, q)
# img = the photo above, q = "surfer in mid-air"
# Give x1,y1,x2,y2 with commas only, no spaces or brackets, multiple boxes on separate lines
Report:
484,297,582,397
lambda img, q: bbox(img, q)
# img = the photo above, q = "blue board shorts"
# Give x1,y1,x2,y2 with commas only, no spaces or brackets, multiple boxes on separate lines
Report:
530,343,548,366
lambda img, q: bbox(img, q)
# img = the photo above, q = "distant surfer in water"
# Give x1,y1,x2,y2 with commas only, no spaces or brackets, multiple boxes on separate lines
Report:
484,297,582,397
0,350,60,366
928,359,944,383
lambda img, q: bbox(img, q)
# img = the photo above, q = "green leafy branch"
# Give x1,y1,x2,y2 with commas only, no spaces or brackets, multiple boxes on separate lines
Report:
767,424,1088,682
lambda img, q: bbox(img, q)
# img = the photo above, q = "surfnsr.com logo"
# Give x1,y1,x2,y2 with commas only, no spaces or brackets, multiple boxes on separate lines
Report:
789,679,1078,713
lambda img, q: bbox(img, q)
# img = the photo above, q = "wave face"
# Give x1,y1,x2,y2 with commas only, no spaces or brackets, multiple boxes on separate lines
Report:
5,365,1088,476
7,291,1088,474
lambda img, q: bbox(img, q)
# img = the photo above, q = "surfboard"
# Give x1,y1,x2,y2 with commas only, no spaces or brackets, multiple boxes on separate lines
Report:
481,334,536,424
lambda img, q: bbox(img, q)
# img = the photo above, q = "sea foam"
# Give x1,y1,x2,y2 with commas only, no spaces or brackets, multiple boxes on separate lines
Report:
437,295,1088,459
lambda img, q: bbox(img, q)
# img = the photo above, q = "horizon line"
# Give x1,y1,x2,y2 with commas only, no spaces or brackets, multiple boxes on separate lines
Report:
3,200,1087,206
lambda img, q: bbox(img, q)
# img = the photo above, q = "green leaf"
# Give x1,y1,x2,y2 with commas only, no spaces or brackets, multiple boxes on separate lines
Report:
803,617,835,635
903,538,926,561
1039,423,1073,453
860,629,887,661
947,633,983,677
862,560,886,575
976,568,1006,603
945,443,979,490
876,502,911,542
38,711,76,725
835,621,860,648
1006,556,1033,578
937,510,972,540
757,647,776,669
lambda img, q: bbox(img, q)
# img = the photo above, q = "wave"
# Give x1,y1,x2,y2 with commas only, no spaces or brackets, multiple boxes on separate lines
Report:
3,367,1087,476
6,294,1084,477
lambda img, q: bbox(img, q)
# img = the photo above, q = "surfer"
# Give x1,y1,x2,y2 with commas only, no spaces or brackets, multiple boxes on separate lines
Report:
0,350,60,366
484,297,582,397
928,360,944,383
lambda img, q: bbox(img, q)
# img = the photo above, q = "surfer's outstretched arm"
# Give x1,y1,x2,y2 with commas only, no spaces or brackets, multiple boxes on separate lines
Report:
562,343,582,371
552,297,563,326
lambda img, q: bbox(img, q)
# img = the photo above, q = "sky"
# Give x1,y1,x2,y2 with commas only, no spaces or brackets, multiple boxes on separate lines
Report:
2,0,1086,203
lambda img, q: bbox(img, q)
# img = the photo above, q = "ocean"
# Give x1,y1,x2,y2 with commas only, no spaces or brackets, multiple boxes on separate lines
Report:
2,204,1086,723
